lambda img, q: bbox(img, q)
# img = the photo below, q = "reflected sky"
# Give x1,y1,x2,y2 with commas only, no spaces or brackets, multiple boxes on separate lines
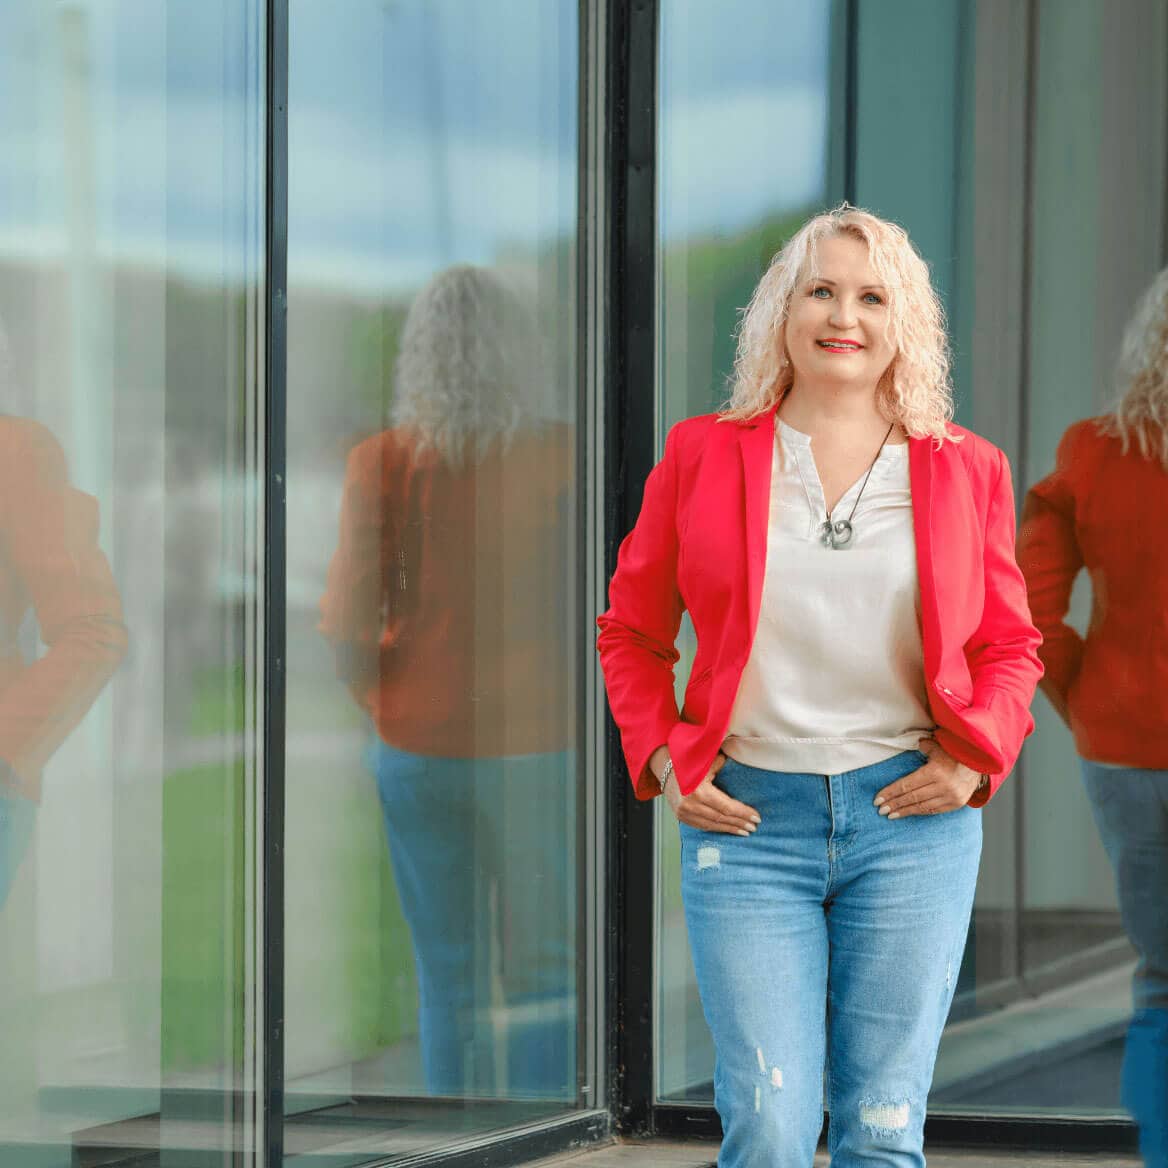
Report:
0,0,830,288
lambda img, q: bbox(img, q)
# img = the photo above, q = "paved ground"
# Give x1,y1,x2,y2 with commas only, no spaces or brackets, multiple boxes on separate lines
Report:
529,1138,1143,1167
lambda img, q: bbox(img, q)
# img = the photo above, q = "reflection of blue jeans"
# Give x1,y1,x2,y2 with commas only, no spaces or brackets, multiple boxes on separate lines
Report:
1082,761,1168,1168
681,751,981,1168
368,738,576,1100
0,792,35,909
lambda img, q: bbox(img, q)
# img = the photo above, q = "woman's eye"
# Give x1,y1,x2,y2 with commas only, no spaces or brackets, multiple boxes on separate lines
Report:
812,286,830,298
864,293,883,305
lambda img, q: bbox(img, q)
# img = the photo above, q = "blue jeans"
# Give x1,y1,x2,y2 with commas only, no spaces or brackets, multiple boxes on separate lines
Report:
1081,760,1168,1168
368,739,576,1099
680,750,982,1168
0,791,35,909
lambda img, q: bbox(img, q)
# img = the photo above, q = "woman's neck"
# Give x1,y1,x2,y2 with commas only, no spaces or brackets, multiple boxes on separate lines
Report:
777,382,891,443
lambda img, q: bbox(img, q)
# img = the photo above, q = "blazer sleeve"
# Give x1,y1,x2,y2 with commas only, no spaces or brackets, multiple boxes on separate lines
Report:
0,421,128,795
596,424,685,799
1016,426,1087,719
319,440,386,703
958,448,1044,806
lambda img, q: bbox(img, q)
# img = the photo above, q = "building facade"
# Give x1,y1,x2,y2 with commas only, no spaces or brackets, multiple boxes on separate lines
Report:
0,0,1161,1163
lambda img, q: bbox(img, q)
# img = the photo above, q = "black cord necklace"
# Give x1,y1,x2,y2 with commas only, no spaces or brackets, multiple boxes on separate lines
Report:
818,421,896,550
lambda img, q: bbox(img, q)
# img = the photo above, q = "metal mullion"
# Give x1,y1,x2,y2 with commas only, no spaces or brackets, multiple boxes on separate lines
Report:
579,0,611,1120
843,0,859,202
261,0,288,1164
606,0,659,1138
1014,0,1039,996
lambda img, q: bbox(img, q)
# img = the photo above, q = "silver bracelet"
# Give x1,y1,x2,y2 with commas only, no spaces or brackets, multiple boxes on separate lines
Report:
658,757,674,793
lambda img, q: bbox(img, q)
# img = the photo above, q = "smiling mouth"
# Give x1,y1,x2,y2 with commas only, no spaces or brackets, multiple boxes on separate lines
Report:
817,339,863,352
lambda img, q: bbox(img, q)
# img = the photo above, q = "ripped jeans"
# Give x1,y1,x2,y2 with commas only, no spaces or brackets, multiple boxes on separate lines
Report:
680,750,981,1168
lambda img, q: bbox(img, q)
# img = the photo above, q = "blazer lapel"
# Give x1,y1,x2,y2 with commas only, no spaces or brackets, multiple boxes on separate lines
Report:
909,434,941,681
740,407,778,642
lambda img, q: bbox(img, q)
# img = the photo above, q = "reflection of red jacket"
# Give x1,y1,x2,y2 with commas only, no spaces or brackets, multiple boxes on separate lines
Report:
0,418,128,800
319,424,574,759
1018,417,1168,768
597,407,1043,804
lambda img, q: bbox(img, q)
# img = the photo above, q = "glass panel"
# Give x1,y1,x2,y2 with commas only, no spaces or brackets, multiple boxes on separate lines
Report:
653,0,839,1103
653,0,1167,1127
851,0,1166,1119
0,3,265,1165
931,0,1167,1119
285,0,582,1161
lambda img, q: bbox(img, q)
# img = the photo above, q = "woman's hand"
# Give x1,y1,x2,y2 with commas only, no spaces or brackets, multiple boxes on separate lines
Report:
661,752,761,836
873,739,982,818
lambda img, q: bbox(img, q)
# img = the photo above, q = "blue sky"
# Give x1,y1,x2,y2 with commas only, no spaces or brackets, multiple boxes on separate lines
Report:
0,0,832,289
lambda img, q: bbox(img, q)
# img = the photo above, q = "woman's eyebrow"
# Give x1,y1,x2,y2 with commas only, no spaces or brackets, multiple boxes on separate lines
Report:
811,277,887,291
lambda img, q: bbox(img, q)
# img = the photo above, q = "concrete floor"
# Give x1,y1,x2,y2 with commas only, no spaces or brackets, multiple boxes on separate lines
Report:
529,1138,1143,1167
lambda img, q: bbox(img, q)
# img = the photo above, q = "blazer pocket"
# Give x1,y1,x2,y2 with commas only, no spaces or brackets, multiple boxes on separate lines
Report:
936,681,973,709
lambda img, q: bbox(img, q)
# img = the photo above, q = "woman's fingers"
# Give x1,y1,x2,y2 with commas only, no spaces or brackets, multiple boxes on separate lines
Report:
875,776,962,818
677,770,760,835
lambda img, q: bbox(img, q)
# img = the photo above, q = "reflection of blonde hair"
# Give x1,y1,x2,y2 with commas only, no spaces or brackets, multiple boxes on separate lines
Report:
1102,267,1168,468
723,204,955,441
392,265,543,465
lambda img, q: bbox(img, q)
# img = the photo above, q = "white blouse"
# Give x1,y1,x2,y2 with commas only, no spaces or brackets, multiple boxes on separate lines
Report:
722,419,935,774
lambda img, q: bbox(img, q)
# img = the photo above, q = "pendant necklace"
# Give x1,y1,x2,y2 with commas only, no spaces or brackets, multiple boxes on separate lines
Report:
818,421,895,550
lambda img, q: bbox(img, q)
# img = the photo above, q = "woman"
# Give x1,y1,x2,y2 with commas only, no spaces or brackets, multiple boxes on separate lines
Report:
0,414,128,907
320,265,576,1099
1017,268,1168,1168
597,205,1042,1167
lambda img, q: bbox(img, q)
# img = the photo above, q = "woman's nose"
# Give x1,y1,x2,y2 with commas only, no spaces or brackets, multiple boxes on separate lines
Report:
829,300,858,327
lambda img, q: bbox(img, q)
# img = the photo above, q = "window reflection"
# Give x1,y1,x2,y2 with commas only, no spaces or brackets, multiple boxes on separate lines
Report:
319,265,576,1099
1018,268,1168,1160
286,0,581,1156
0,2,264,1162
0,393,128,906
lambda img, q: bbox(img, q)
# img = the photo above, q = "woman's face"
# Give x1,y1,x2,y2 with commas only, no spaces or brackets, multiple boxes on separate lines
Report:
784,233,896,390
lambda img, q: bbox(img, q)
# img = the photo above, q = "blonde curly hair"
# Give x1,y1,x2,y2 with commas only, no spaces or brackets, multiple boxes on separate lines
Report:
1100,266,1168,468
722,204,955,442
392,264,544,465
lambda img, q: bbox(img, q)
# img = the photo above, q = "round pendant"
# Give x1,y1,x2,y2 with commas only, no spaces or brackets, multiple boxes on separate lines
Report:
819,518,853,549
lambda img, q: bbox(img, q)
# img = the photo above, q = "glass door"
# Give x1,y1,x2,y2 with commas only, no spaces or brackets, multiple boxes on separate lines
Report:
0,3,267,1164
283,1,591,1162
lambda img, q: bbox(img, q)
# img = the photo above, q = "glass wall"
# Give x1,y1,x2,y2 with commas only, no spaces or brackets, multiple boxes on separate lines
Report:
0,3,265,1165
653,0,1167,1127
284,0,585,1162
653,0,843,1102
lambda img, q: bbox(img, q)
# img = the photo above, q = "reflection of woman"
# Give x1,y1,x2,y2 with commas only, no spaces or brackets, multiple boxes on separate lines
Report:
319,266,575,1099
0,417,128,907
598,207,1043,1166
1018,268,1168,1168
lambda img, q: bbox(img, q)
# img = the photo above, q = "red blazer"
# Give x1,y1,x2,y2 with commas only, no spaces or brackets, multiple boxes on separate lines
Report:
0,418,128,801
319,424,574,760
1017,417,1168,768
597,406,1043,806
